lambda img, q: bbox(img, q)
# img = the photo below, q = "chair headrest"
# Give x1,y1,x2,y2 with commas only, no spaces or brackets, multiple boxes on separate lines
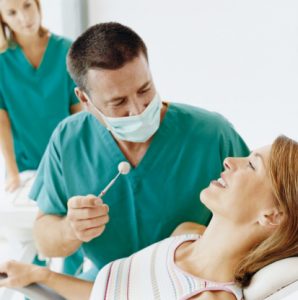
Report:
243,257,298,300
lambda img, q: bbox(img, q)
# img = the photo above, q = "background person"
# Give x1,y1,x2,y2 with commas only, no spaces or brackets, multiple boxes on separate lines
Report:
0,0,82,276
0,0,82,192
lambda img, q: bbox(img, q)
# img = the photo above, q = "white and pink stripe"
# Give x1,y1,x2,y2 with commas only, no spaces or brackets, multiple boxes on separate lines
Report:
90,234,243,300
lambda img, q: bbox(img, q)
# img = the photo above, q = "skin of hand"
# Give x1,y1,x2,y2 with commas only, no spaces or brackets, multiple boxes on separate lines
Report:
0,260,48,288
66,194,110,243
5,172,21,192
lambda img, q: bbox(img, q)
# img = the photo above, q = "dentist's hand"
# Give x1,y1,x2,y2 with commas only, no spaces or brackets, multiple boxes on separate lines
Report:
65,194,110,243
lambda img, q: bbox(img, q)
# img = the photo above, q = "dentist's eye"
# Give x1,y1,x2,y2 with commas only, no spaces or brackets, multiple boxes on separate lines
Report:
110,98,126,107
248,161,255,170
138,88,150,95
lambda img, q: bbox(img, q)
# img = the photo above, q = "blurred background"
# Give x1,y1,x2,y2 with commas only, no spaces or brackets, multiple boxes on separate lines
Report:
0,0,297,191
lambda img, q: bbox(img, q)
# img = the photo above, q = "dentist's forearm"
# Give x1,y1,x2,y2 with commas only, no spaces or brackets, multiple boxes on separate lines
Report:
33,213,82,257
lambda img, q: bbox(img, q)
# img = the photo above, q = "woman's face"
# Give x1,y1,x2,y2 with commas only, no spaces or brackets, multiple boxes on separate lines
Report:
0,0,40,37
201,145,275,225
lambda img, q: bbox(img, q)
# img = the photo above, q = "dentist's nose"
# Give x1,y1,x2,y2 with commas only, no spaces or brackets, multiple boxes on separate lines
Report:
128,100,145,116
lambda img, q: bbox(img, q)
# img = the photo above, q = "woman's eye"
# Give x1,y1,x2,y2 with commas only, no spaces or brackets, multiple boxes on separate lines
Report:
24,3,32,8
248,161,255,170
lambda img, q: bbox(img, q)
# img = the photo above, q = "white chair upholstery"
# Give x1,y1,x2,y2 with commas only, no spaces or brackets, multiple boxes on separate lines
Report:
244,257,298,300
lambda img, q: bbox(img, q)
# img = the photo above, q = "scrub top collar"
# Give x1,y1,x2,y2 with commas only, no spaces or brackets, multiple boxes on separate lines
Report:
92,102,177,177
15,33,54,74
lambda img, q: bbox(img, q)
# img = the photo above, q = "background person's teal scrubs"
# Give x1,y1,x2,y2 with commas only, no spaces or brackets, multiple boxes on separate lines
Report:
0,34,79,172
0,34,81,275
30,103,250,280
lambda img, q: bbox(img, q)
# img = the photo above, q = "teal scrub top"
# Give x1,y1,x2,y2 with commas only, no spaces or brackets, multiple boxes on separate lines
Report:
0,34,79,172
30,103,249,270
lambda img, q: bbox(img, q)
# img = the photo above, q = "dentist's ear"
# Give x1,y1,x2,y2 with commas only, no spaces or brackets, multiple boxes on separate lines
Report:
258,208,284,227
74,88,90,107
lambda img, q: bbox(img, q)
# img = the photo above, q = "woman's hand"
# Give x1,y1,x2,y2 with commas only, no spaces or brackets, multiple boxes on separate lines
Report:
5,173,20,192
0,260,48,288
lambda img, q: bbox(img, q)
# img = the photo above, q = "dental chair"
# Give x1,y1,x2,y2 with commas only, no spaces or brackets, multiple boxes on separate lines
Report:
243,257,298,300
0,171,39,300
1,257,297,300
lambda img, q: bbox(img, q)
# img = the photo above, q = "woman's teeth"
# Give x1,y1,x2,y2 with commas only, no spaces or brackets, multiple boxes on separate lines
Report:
217,177,227,188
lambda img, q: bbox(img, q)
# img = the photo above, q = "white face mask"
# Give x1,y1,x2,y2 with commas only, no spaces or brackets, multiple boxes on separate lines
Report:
90,93,162,143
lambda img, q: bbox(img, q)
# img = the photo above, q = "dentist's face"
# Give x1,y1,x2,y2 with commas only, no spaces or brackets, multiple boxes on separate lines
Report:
0,0,40,37
83,53,156,120
201,146,275,225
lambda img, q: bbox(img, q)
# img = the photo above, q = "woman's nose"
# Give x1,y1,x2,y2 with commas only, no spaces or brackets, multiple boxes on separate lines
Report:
19,11,30,24
223,157,237,170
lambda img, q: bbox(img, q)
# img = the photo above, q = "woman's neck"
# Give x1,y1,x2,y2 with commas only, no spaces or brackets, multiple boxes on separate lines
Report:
15,31,49,51
175,217,261,282
14,31,50,68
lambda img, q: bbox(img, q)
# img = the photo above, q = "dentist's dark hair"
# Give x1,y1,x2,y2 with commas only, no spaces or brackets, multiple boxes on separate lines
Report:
67,22,148,92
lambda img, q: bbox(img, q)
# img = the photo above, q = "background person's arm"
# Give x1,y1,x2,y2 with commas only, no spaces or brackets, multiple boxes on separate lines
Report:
0,260,93,300
0,110,20,192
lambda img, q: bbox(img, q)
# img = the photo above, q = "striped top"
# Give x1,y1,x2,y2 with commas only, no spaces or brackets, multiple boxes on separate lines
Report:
90,234,243,300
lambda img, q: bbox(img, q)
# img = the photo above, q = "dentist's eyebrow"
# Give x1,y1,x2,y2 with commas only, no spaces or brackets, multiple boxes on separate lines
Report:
137,81,151,92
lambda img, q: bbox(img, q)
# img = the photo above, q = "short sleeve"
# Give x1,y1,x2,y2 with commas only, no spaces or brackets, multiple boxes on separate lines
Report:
0,92,6,110
29,125,68,215
0,69,7,110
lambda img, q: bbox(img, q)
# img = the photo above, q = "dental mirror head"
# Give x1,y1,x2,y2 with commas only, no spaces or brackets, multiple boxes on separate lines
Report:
98,161,131,198
118,161,131,175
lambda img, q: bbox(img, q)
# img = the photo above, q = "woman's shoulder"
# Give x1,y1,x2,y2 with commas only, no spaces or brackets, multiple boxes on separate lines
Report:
49,33,73,50
171,222,206,236
0,45,17,59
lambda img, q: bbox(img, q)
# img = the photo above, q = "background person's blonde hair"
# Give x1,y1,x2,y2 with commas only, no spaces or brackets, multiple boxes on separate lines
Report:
0,0,46,52
235,135,298,287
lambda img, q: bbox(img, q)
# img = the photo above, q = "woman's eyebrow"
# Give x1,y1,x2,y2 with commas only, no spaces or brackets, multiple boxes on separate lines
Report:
254,152,265,165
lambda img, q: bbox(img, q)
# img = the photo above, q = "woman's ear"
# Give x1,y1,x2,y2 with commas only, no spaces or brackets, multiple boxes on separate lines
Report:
258,208,284,227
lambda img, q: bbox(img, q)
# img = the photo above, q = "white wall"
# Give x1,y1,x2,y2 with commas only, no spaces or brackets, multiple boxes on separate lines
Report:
88,0,298,149
41,0,86,40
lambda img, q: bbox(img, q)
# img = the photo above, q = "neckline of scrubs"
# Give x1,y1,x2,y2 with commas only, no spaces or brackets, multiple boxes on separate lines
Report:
15,33,54,74
96,102,177,178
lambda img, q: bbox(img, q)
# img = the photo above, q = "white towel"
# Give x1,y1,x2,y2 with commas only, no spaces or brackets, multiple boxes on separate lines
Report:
0,171,36,207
